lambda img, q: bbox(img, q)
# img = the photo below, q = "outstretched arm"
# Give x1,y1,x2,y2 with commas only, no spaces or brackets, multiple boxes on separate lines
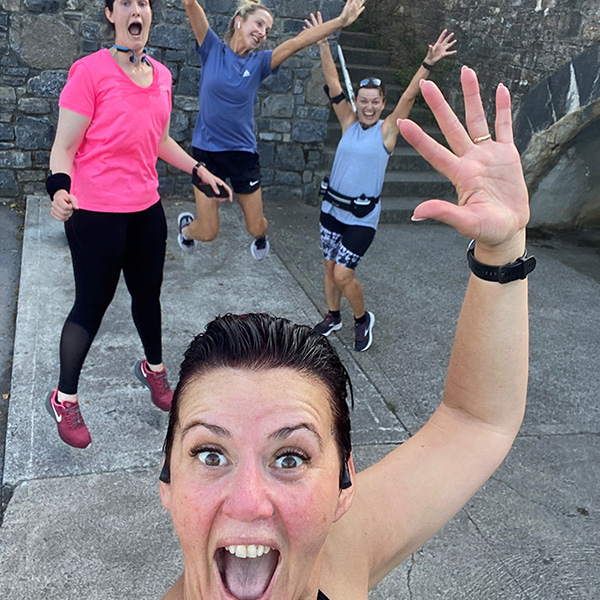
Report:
325,67,530,589
181,0,210,46
382,29,457,150
306,12,356,131
271,0,366,70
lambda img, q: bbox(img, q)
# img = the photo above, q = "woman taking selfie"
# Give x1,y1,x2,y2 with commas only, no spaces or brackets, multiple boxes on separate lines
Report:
159,67,534,600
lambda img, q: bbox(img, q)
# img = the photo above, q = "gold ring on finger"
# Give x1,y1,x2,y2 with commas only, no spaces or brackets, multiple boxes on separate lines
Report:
472,133,492,144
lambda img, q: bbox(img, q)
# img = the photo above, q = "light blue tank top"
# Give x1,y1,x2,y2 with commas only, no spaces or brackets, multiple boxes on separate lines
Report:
322,120,391,229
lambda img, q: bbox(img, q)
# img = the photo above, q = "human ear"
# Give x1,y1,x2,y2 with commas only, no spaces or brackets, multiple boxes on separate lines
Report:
105,7,115,24
334,455,356,522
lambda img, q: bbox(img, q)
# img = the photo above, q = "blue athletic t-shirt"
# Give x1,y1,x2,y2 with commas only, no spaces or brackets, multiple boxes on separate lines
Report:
192,29,276,153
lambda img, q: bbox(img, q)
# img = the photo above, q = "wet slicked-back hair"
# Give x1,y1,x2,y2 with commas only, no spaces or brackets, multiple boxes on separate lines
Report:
163,313,353,473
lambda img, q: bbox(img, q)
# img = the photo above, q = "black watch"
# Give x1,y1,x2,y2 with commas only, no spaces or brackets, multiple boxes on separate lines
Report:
192,162,206,187
193,162,206,177
467,239,536,283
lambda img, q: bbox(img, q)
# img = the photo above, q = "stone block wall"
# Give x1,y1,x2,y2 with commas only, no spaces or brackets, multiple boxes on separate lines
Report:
363,0,600,120
0,0,338,202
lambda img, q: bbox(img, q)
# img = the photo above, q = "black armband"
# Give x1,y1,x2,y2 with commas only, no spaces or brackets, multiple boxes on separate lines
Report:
46,172,72,201
422,61,434,71
323,84,347,105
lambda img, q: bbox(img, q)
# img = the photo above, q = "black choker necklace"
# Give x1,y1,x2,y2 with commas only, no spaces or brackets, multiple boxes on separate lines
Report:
112,43,148,64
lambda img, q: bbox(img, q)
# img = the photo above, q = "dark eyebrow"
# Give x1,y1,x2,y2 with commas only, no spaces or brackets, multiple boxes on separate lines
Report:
268,424,323,449
180,420,231,440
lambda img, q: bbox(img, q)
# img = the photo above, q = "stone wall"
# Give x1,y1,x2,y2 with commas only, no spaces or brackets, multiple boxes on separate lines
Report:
363,0,600,118
2,0,599,207
0,0,338,202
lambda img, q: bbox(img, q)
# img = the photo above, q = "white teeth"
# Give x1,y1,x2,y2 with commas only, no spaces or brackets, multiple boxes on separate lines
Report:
225,544,272,558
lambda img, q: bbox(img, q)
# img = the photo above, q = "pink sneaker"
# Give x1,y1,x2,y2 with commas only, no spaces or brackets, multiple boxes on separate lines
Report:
45,389,92,449
133,359,173,411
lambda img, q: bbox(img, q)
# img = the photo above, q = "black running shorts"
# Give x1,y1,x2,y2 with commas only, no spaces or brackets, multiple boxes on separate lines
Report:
192,147,261,195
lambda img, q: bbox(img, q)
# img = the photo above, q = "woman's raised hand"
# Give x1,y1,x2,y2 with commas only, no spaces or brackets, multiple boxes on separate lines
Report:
425,29,457,65
398,67,529,253
338,0,366,28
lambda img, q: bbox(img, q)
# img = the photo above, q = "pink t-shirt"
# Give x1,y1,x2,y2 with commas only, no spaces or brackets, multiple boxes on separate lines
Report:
59,49,172,212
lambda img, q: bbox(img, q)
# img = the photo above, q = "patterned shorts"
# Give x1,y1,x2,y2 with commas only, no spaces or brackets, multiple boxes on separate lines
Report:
319,212,376,270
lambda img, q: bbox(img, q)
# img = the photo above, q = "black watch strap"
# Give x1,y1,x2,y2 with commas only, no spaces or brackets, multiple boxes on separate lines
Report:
192,162,206,187
467,239,536,283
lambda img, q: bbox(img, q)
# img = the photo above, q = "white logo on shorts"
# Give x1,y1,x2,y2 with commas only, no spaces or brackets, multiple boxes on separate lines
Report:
249,180,260,187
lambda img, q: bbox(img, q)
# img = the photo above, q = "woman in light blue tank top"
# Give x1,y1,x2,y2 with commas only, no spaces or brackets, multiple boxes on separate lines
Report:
309,18,456,351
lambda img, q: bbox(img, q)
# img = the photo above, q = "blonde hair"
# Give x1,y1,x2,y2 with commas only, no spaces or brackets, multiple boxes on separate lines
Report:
225,0,273,41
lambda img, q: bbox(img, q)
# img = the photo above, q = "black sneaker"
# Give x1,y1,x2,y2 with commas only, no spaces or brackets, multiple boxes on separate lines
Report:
314,313,342,337
354,311,375,352
177,212,197,253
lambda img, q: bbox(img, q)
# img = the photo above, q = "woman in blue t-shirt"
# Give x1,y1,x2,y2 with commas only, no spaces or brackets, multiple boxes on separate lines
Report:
308,15,456,351
177,0,365,260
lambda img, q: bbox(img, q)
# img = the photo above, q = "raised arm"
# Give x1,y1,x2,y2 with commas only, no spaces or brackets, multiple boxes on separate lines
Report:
48,107,91,221
306,12,356,131
181,0,210,46
271,0,366,70
381,29,457,150
325,67,531,590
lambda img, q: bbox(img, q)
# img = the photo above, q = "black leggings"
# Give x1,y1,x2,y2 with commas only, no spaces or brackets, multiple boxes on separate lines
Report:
58,202,167,394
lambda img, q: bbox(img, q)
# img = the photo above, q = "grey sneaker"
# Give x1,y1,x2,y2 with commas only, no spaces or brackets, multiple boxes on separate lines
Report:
314,313,342,337
177,212,197,253
354,311,375,352
250,235,270,260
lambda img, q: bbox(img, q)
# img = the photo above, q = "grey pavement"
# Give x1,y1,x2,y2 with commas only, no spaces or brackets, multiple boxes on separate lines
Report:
0,195,598,599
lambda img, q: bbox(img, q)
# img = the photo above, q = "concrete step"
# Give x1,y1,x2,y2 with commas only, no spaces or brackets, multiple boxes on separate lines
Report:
388,147,436,171
341,46,391,67
338,30,375,48
381,171,455,198
344,64,398,87
379,195,457,224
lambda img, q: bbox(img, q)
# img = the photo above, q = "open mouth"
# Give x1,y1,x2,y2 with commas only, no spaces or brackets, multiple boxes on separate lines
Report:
216,545,280,600
128,22,142,36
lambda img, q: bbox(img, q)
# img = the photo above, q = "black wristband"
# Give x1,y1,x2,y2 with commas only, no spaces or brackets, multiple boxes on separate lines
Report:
323,84,347,105
46,172,71,201
422,61,434,71
467,239,536,283
192,162,206,187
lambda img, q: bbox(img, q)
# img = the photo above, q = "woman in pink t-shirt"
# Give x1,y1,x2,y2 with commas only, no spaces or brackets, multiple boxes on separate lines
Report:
44,0,230,449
